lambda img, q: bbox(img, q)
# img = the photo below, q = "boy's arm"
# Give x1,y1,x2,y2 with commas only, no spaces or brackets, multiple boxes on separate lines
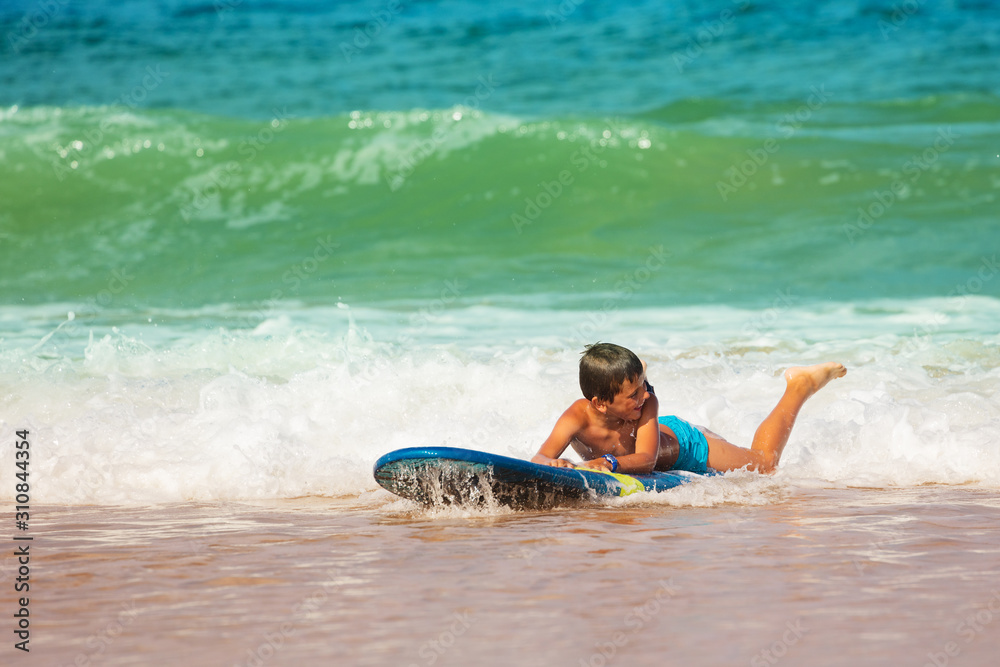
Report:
577,395,660,474
618,395,660,473
531,403,586,468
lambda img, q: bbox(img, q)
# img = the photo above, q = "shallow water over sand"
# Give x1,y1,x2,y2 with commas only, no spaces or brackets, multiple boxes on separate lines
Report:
20,486,1000,666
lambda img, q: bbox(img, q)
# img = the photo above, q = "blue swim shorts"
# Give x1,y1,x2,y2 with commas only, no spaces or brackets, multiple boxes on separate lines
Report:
657,415,710,474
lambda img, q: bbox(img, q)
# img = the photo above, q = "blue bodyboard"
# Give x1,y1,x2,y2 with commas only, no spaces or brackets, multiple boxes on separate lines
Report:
373,447,701,508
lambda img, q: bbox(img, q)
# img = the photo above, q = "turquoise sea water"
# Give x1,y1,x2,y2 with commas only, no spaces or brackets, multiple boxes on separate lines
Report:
0,0,999,502
1,97,997,311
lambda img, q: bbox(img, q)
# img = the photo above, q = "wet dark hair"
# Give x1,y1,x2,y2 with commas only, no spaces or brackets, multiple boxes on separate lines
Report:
579,342,643,403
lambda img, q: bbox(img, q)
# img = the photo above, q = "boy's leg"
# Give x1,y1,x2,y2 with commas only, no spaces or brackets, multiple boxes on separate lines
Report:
702,429,765,472
704,362,846,473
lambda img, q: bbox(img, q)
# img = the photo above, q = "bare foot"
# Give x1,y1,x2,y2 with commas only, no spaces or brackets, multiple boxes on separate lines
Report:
784,362,847,397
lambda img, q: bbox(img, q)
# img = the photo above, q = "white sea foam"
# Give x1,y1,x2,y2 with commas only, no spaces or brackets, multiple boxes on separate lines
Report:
1,297,998,505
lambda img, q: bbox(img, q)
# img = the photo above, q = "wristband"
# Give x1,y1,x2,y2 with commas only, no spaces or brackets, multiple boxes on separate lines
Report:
602,454,618,472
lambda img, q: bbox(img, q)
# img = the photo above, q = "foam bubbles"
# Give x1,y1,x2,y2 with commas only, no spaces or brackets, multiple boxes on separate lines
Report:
2,298,999,505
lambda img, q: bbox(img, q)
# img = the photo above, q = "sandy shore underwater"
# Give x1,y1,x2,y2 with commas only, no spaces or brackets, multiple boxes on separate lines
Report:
15,486,1000,666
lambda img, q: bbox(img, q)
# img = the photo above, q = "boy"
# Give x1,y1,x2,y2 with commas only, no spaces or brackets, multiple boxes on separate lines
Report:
531,343,846,474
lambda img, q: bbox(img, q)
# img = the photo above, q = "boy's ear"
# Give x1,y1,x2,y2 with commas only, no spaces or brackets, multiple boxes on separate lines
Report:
590,396,607,414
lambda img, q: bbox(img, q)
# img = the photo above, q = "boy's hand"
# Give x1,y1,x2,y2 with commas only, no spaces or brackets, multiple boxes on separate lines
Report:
577,458,613,471
544,458,576,468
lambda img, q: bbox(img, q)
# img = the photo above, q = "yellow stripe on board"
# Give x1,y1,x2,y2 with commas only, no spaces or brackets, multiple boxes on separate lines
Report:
576,467,646,496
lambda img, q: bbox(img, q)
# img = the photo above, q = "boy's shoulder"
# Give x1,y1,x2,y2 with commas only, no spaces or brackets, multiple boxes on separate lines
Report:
563,398,592,420
556,399,595,433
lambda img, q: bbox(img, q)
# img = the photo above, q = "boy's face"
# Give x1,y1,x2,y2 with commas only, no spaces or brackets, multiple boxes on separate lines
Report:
596,374,648,422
